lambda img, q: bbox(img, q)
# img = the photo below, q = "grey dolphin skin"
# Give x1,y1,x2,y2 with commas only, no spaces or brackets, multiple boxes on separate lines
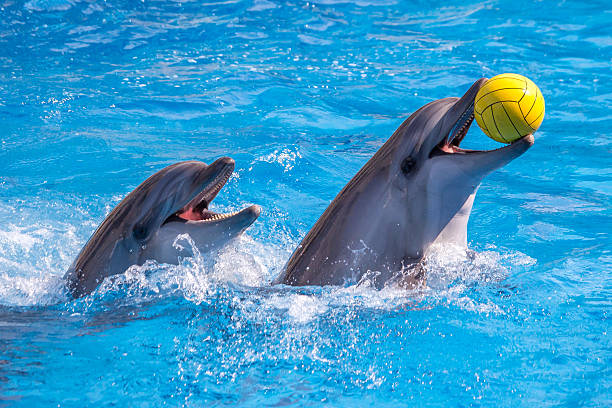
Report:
275,78,534,288
65,158,260,298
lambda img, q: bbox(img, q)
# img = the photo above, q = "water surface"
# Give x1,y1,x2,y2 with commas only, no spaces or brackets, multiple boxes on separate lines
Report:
0,0,610,406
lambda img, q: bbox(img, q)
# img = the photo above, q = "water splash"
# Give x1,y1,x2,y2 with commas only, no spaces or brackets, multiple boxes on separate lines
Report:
0,202,536,318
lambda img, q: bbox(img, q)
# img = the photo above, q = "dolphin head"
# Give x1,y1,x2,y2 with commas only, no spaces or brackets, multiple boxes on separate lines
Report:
379,78,534,255
279,78,534,287
65,158,260,298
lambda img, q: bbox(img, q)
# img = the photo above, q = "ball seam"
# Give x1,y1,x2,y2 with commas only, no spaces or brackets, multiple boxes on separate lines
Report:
475,87,526,108
500,102,522,140
517,78,528,103
489,104,509,143
525,87,539,119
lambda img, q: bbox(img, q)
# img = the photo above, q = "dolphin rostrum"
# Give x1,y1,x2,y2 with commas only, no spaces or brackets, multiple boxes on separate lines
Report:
275,78,534,288
65,158,260,298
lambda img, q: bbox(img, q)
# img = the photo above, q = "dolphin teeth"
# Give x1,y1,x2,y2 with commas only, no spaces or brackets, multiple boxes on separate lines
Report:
202,165,234,204
448,110,475,146
202,209,240,222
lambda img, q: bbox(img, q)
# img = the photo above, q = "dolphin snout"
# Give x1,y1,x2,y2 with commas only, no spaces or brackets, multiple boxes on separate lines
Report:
241,204,261,226
249,204,262,218
516,133,535,148
217,156,235,167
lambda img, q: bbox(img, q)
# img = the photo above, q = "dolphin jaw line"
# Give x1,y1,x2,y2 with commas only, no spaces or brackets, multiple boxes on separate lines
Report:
448,101,475,147
199,209,243,222
166,164,244,224
431,101,476,156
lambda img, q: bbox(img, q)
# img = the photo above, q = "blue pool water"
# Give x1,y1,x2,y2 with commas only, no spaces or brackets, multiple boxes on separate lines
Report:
1,0,611,405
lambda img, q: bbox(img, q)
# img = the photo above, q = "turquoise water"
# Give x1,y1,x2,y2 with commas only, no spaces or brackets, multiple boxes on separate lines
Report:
1,0,611,405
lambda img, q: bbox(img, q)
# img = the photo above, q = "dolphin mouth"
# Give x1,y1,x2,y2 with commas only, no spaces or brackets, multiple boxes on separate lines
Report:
431,78,483,157
163,159,260,225
438,101,475,153
431,78,533,158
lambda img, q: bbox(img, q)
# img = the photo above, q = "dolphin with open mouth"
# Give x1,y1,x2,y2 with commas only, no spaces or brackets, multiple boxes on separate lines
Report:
65,157,260,298
275,78,534,288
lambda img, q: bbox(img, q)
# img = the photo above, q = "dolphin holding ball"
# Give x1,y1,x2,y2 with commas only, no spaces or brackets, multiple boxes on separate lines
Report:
275,77,540,288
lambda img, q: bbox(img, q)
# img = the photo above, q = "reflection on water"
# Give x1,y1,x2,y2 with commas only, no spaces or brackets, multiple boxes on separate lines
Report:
0,0,610,405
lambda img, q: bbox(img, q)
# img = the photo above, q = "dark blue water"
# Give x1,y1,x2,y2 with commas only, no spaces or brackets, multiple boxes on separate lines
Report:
1,0,610,406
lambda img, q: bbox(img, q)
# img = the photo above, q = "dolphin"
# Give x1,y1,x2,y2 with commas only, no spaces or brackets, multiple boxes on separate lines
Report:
275,78,534,288
64,158,260,298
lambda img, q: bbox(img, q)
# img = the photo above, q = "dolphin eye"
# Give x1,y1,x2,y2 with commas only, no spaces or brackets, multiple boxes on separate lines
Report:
133,224,148,241
401,157,416,175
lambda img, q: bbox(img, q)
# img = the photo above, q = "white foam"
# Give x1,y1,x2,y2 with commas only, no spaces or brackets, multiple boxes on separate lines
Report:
421,243,536,314
0,271,66,306
0,197,536,317
253,147,303,172
0,209,79,306
264,293,329,324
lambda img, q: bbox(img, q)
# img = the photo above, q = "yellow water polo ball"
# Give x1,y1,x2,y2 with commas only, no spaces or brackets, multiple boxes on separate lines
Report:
474,73,545,143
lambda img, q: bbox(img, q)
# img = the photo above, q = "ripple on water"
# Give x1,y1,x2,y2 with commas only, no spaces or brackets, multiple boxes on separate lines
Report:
0,0,611,405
